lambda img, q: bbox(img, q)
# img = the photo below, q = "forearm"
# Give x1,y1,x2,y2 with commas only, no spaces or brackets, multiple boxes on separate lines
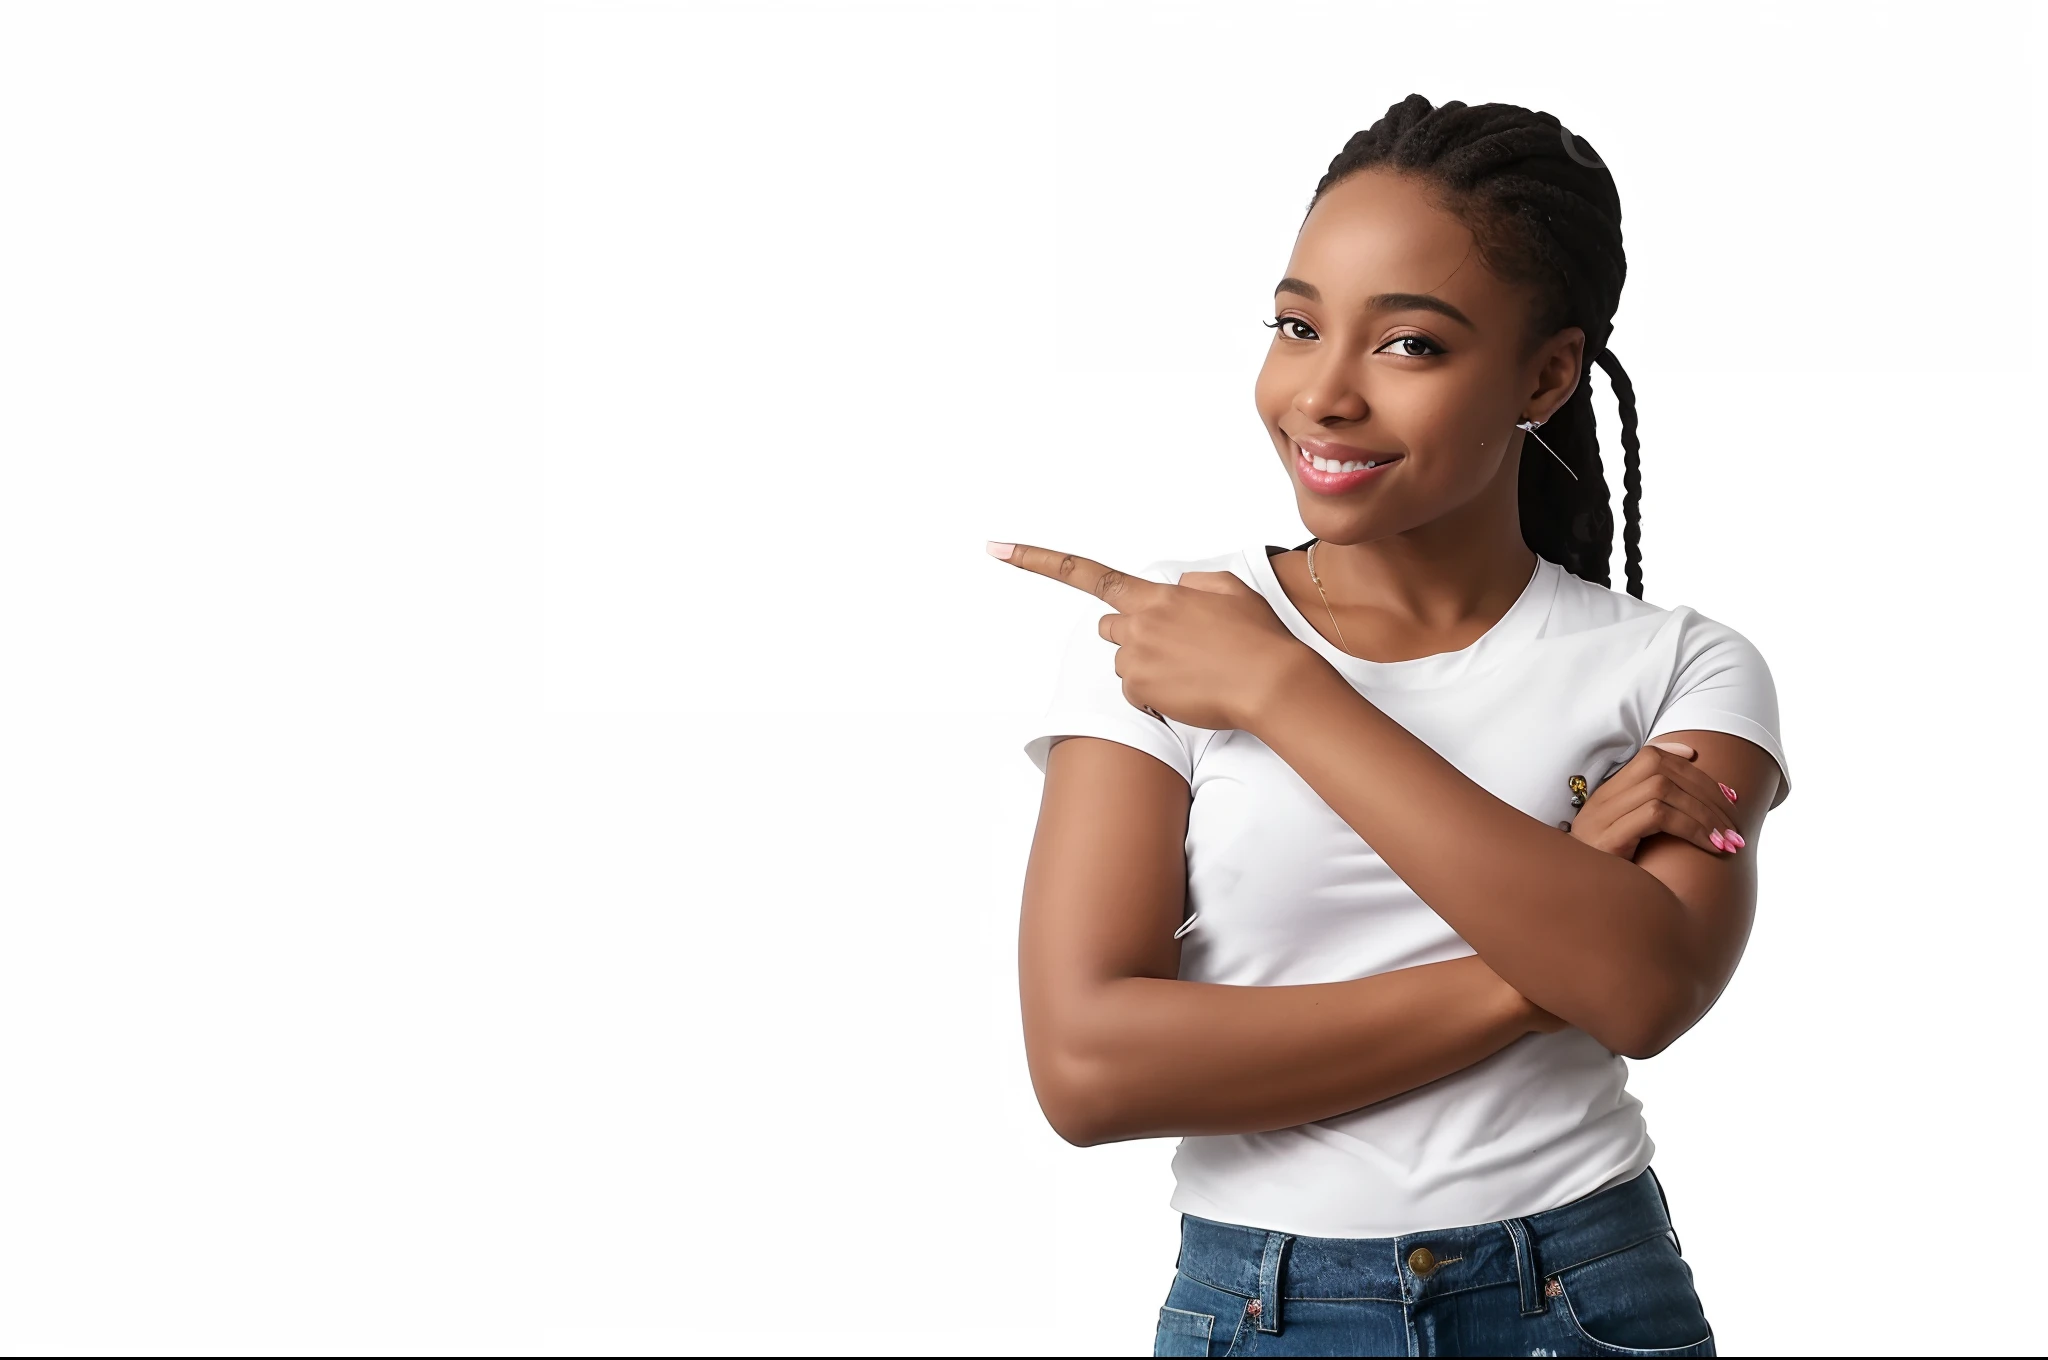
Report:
1250,658,1702,1055
1031,955,1537,1146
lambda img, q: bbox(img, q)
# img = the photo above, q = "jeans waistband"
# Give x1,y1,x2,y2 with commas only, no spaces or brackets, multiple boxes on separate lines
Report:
1173,1167,1677,1337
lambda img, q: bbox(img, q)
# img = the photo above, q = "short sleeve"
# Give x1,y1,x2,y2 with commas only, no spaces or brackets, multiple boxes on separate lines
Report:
1648,609,1791,808
1020,561,1195,785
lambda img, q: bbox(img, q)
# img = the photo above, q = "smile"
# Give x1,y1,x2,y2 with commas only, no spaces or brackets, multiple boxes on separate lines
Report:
1291,438,1402,493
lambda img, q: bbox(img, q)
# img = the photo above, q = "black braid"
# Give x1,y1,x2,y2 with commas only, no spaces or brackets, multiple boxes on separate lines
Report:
1308,95,1646,598
1596,349,1643,598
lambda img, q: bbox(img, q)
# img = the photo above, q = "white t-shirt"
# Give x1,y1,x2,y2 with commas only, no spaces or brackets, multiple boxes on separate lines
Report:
1021,543,1790,1238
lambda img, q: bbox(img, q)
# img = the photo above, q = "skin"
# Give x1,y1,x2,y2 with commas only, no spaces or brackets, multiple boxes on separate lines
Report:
1002,167,1781,1148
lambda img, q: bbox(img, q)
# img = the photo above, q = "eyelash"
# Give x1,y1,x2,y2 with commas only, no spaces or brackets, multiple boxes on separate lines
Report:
1262,316,1444,358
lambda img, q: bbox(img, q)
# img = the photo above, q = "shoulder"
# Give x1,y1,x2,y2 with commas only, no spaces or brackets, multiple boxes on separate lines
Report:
1542,564,1676,634
1543,566,1776,671
1545,567,1788,804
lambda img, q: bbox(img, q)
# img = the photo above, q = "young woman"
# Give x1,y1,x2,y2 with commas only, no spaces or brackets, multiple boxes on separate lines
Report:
990,96,1788,1358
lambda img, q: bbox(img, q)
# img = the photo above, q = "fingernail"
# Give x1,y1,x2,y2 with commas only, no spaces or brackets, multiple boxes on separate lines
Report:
1726,830,1745,848
1719,782,1738,803
1649,741,1696,758
1709,830,1727,851
986,541,1015,560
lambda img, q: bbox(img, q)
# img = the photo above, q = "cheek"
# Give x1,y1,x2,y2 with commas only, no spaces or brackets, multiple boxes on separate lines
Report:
1395,381,1486,442
1400,381,1508,465
1378,391,1511,505
1252,363,1288,430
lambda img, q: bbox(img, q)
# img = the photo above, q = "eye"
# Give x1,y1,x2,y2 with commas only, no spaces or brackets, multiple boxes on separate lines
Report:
1263,318,1444,357
1378,334,1444,358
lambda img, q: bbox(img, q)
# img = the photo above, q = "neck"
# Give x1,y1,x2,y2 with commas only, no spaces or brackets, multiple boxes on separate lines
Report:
1310,471,1536,629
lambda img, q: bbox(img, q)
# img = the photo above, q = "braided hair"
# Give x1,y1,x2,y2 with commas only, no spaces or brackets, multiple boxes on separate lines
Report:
1308,95,1644,597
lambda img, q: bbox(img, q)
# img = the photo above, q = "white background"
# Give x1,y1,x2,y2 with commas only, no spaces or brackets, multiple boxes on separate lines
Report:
3,1,2042,1354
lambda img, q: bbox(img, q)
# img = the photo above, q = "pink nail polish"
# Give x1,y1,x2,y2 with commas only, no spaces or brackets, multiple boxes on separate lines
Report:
1709,831,1727,851
1719,782,1738,803
986,541,1016,560
1726,830,1745,848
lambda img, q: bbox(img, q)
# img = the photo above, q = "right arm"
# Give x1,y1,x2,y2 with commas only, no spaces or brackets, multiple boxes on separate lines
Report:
1020,734,1555,1148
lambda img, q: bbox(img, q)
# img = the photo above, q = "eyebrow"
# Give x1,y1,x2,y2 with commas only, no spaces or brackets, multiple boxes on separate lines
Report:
1273,277,1476,329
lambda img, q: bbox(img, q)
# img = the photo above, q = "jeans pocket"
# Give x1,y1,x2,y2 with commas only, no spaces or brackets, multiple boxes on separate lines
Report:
1552,1233,1715,1356
1153,1304,1216,1357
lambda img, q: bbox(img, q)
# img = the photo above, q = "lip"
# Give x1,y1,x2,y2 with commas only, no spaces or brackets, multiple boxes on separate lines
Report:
1289,436,1403,495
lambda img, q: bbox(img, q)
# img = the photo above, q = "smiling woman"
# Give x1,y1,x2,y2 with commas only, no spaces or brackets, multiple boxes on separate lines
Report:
996,94,1789,1358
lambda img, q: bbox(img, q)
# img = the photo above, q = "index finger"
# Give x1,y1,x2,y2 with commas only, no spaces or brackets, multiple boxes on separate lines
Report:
987,541,1170,611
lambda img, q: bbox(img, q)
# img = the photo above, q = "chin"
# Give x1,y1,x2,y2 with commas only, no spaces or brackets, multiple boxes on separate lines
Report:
1293,508,1379,546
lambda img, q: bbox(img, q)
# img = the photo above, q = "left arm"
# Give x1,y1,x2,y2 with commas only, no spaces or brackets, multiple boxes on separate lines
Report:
1251,657,1780,1058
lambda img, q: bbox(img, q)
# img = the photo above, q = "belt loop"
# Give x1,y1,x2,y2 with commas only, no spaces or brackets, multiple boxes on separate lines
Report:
1647,1166,1683,1258
1503,1216,1546,1317
1256,1231,1290,1334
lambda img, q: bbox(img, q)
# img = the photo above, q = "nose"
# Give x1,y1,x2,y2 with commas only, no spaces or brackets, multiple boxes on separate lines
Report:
1290,349,1369,426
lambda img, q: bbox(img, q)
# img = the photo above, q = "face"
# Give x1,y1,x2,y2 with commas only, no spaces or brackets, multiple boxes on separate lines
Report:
1254,167,1584,547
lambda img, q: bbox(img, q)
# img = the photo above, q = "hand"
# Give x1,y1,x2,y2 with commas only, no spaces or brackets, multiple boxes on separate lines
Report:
1568,739,1745,861
989,541,1320,731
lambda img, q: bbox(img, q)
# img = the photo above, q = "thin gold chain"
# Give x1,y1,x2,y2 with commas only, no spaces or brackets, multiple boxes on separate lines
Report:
1305,540,1351,655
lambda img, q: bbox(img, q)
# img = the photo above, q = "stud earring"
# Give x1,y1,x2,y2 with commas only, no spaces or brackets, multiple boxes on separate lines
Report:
1517,417,1579,481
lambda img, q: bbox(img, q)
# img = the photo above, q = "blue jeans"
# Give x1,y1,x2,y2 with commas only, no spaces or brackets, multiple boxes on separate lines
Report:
1153,1167,1714,1357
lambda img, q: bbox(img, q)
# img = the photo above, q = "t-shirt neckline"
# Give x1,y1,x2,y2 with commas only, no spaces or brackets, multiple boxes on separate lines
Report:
1242,543,1562,690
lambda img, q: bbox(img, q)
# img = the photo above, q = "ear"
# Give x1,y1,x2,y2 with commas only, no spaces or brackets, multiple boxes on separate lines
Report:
1178,570,1254,596
1526,325,1586,422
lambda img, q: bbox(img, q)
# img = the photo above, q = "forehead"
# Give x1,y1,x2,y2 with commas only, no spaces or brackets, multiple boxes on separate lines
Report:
1286,168,1491,305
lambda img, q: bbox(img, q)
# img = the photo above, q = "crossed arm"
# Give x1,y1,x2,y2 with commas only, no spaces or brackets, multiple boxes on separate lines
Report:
1255,663,1783,1057
1019,668,1781,1148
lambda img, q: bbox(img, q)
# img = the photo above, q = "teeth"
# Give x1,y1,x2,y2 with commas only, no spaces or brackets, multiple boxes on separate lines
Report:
1312,454,1375,473
1298,443,1388,475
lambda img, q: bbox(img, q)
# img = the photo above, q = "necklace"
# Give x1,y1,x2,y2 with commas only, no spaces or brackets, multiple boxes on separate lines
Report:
1304,540,1352,655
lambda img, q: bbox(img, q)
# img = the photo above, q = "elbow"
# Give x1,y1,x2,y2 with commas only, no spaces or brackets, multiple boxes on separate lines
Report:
1598,982,1703,1061
1549,932,1706,1059
1609,1024,1675,1062
1025,1020,1130,1147
1046,1108,1114,1149
1583,1012,1670,1062
1030,1049,1122,1147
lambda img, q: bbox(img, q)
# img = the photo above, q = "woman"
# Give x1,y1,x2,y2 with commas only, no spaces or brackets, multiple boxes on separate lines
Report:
990,95,1787,1358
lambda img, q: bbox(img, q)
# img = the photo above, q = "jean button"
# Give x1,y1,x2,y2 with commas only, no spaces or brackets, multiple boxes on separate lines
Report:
1407,1246,1437,1278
